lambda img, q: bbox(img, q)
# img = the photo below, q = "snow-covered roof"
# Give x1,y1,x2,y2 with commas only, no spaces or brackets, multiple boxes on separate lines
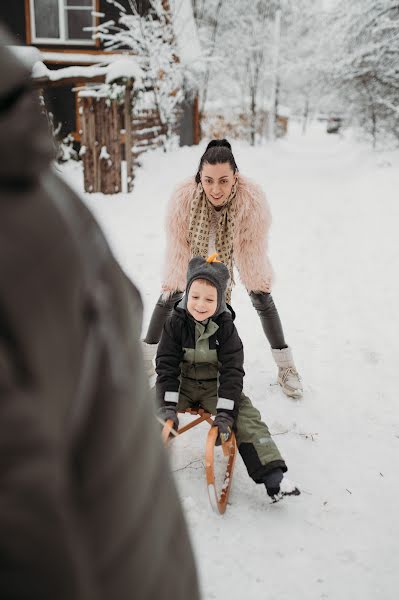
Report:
41,51,130,64
9,46,43,68
9,44,143,87
34,63,109,82
170,0,202,70
31,56,143,89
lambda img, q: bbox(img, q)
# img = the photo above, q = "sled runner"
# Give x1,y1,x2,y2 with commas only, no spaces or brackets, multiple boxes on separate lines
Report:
162,408,237,515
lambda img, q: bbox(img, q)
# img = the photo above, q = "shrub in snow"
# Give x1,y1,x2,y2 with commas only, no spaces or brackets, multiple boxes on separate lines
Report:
57,134,79,163
39,95,78,163
92,0,187,146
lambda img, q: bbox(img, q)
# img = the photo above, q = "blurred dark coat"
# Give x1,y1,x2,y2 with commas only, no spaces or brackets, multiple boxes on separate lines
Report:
0,33,199,600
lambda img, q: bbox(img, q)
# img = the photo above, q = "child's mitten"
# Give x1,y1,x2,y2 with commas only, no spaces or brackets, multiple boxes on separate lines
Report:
213,411,234,445
158,405,179,430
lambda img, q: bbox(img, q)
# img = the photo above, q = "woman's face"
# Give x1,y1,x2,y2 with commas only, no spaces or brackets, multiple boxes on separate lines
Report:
200,162,237,208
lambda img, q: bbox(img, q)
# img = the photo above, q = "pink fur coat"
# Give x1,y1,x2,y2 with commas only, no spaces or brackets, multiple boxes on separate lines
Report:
162,174,274,295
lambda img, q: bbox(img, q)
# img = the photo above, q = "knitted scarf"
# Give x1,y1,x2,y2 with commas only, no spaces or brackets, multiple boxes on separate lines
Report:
188,180,238,302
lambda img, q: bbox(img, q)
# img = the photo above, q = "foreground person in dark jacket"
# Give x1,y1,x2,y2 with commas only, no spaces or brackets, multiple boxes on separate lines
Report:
156,254,300,501
0,32,199,600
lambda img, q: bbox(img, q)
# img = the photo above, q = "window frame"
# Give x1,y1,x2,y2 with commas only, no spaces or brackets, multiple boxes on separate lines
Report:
28,0,98,46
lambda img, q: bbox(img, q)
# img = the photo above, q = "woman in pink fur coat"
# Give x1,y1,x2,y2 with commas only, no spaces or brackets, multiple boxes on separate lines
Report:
143,139,302,397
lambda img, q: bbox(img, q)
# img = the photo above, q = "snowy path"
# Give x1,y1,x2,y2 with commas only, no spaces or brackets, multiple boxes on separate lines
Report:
61,124,399,600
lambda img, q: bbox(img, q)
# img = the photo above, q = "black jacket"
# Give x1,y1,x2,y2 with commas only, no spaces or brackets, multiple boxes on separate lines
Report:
156,305,245,419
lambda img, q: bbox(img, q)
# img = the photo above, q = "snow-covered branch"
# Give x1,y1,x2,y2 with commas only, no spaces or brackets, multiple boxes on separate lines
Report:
92,0,190,145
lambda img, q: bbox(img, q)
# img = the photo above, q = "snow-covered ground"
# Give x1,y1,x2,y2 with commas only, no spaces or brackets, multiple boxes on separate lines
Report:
60,122,399,600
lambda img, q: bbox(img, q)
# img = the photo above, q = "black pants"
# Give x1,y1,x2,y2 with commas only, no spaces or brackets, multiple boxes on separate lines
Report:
144,290,287,350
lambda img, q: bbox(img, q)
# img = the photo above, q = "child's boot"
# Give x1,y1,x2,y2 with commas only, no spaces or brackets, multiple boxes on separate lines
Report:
271,346,303,398
263,467,300,502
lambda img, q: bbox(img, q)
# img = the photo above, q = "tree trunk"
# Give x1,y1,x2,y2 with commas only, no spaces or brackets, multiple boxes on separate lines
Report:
363,80,378,150
200,0,224,115
267,6,281,142
371,105,377,150
250,90,256,147
302,97,309,135
124,84,134,192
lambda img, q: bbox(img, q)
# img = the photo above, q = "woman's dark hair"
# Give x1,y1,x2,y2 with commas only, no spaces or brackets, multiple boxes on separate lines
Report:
195,139,238,184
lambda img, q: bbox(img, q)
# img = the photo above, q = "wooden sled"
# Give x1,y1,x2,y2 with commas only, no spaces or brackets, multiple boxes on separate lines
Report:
162,407,237,515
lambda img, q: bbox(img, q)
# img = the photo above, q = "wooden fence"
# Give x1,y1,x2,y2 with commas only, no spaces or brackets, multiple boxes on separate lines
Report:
77,83,168,194
78,85,130,194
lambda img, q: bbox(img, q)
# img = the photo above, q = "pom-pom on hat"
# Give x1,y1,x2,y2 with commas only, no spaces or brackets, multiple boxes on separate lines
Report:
185,253,230,317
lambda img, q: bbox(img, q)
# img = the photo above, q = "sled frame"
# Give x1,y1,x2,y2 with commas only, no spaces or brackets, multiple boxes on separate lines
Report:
162,408,237,515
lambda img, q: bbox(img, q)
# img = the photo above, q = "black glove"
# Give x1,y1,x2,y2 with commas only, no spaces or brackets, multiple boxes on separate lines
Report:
263,467,284,499
158,405,179,431
213,411,234,446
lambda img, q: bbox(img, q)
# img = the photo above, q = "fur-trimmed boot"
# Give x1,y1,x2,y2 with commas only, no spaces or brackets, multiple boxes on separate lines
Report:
142,341,157,377
271,346,303,398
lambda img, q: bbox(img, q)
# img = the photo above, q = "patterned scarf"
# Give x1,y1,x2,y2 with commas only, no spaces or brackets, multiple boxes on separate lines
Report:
188,180,238,303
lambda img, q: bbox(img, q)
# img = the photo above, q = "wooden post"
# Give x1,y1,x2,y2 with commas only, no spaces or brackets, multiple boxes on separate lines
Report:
79,95,97,193
96,96,121,195
97,97,107,193
124,83,134,192
111,97,122,193
94,95,104,192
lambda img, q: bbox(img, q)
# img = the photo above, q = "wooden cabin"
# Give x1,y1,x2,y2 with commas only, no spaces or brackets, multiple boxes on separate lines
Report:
1,0,200,145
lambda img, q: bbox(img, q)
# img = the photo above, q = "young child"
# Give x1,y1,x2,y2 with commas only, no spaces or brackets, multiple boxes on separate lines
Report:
156,254,300,502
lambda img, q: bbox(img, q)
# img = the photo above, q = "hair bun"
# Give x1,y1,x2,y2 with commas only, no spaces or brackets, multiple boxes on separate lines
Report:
205,138,232,152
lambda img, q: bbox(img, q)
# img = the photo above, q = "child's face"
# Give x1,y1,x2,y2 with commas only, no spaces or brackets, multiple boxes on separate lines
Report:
187,280,218,321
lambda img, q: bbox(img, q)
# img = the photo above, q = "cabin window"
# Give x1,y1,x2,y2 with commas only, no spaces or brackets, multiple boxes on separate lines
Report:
30,0,97,45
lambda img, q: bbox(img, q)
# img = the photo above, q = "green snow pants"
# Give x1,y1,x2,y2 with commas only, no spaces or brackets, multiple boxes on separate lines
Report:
178,377,287,483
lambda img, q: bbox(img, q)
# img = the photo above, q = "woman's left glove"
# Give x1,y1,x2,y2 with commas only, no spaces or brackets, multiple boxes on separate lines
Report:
158,405,179,431
213,411,234,445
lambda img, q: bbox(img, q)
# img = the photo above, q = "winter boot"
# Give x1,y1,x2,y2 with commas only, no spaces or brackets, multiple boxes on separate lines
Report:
271,346,303,398
263,468,301,503
142,341,157,377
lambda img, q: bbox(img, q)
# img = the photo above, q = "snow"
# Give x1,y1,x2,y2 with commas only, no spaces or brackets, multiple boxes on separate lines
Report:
99,146,110,160
9,45,43,67
31,57,143,87
40,51,128,64
36,63,109,81
31,61,50,79
59,122,399,600
170,0,203,69
105,57,144,85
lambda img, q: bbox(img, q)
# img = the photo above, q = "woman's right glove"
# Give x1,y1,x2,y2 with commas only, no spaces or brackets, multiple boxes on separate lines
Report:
213,411,234,445
158,405,179,431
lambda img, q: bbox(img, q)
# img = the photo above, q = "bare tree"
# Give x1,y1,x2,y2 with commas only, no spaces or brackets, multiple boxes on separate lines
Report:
324,0,399,146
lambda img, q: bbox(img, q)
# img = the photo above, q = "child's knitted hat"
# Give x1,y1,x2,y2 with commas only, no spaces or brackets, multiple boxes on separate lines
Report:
184,253,230,317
